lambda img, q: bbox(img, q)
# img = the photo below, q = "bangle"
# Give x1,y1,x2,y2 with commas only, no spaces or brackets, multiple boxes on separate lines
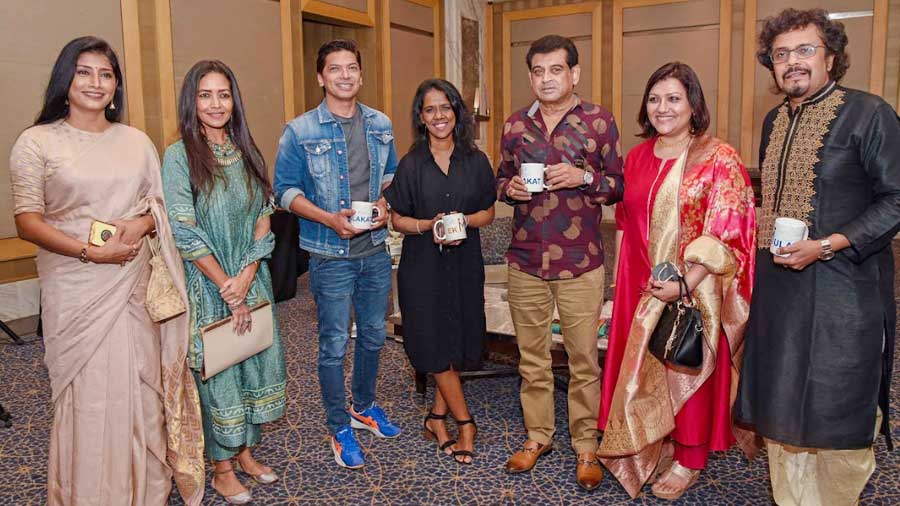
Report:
79,246,90,263
415,220,422,235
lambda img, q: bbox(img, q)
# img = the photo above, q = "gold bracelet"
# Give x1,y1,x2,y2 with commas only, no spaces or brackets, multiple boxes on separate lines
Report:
79,246,90,263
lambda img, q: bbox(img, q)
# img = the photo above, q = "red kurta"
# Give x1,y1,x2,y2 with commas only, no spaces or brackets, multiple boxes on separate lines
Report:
599,139,675,429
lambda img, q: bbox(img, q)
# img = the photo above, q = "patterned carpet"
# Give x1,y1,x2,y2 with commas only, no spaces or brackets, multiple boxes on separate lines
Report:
1,244,899,505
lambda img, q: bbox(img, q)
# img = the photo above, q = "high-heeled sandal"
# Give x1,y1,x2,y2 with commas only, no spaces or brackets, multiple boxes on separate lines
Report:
212,465,253,505
452,419,477,465
234,460,279,485
424,412,456,455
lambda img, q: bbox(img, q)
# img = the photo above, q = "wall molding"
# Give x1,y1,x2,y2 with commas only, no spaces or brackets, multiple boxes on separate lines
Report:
302,0,376,27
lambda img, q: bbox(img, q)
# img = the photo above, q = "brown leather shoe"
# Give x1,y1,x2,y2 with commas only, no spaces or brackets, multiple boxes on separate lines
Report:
505,440,553,473
575,452,603,491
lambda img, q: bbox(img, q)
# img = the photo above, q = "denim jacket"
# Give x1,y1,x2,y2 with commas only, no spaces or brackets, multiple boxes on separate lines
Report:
274,100,398,257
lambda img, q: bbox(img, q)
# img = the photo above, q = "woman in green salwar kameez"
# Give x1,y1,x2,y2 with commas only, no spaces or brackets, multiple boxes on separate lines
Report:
162,60,286,504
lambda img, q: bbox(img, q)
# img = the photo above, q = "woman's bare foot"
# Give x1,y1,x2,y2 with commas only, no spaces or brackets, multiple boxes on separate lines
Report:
651,461,701,500
425,416,455,456
454,421,476,464
237,448,273,477
212,461,249,498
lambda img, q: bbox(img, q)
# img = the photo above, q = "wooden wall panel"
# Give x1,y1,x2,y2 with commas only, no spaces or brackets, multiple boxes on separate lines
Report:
389,0,436,157
318,0,368,12
171,0,284,173
389,29,434,156
390,0,434,32
619,0,720,150
509,28,593,114
0,0,125,239
302,20,379,111
622,26,720,152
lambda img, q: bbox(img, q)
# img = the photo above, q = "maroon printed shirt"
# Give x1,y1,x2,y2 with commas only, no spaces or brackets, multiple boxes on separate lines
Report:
496,97,624,280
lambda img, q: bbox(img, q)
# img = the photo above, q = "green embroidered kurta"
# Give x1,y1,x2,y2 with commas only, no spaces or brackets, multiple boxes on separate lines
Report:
162,140,286,460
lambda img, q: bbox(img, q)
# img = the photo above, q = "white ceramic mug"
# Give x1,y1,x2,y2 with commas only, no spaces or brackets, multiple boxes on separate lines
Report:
433,212,467,242
350,201,381,230
520,163,549,193
770,217,809,256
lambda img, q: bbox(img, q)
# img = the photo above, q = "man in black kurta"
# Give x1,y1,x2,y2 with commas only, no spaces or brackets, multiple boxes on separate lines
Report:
734,9,900,506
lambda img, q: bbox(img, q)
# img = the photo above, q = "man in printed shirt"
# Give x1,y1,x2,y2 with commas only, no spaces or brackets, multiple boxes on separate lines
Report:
497,35,624,490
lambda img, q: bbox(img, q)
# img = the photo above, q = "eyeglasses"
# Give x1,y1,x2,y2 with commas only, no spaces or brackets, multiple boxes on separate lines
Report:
769,44,826,64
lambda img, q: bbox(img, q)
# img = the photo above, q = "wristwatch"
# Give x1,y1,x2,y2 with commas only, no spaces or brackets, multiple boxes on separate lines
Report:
818,239,835,261
581,170,594,186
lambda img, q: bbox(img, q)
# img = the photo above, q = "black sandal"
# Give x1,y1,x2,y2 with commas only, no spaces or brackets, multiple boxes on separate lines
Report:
453,419,477,465
423,412,456,455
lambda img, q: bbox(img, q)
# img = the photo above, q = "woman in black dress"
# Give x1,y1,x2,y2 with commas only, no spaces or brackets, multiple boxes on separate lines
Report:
384,79,495,464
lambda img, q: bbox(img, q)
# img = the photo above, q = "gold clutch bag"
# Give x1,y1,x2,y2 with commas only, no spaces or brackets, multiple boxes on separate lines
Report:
200,301,274,380
145,236,187,322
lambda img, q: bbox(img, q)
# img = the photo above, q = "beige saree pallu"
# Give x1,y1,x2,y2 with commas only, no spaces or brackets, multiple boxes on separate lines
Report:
597,138,754,498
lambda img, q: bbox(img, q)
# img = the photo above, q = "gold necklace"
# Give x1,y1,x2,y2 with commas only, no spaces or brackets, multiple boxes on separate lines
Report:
657,134,692,149
206,135,243,166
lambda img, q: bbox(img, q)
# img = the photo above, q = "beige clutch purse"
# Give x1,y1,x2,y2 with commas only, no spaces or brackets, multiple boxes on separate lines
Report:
200,301,274,380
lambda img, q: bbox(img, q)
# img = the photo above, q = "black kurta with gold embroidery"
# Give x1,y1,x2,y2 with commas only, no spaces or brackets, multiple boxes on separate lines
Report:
735,81,900,450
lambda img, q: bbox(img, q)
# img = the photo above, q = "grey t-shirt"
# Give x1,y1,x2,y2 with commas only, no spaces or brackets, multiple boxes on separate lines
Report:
336,108,382,258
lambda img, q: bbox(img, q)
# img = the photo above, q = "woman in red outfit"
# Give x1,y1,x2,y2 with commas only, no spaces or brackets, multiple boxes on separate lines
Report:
597,62,756,500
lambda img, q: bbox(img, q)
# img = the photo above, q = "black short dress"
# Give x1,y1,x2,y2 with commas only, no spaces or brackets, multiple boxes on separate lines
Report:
383,143,496,373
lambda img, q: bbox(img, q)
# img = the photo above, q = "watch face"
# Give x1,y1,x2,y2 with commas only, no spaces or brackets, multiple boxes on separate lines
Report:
583,171,594,185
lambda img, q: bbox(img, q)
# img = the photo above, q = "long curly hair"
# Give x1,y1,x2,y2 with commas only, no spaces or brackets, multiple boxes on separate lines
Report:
757,8,849,82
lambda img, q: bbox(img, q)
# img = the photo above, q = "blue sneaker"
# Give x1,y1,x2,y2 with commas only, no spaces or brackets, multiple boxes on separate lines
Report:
331,425,365,469
350,403,401,438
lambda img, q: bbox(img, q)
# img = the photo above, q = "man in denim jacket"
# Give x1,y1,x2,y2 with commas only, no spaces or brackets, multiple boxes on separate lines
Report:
274,39,401,469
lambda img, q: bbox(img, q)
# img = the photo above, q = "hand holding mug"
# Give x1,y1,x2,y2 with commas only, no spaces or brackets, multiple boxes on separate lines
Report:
330,209,359,239
544,163,584,190
372,198,389,229
432,212,467,246
773,239,821,270
506,176,532,202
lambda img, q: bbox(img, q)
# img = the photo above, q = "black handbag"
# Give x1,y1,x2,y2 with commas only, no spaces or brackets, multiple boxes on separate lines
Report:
648,275,704,369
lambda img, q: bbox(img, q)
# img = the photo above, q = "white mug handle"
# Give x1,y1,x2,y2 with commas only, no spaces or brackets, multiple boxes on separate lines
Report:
372,206,381,221
432,220,446,240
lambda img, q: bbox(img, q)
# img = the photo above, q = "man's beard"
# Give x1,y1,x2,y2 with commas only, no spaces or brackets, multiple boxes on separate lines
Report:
781,66,810,98
784,80,809,98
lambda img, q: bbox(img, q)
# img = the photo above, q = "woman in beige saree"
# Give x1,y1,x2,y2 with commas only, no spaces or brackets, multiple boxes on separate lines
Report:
8,37,204,505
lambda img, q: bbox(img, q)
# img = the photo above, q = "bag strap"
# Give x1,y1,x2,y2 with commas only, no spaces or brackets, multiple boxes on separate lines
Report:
146,235,161,257
678,275,695,306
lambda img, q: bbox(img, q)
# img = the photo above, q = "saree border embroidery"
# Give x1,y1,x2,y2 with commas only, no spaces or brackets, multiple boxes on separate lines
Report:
758,90,845,248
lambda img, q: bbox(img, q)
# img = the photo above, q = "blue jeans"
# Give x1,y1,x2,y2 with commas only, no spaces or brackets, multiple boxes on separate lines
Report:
308,249,392,434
